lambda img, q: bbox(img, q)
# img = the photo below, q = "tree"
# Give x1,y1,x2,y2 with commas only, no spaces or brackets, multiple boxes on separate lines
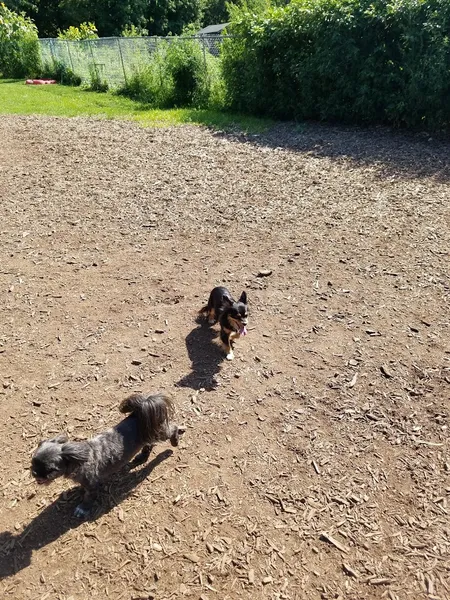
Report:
201,0,272,28
4,0,65,38
58,0,148,37
147,0,203,36
0,3,41,76
202,0,228,25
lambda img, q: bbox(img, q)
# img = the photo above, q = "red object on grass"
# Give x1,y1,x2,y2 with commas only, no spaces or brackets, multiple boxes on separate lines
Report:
25,79,57,85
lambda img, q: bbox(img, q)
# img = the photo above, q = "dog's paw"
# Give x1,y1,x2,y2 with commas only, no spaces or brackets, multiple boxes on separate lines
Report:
208,318,215,325
226,351,234,361
73,504,90,519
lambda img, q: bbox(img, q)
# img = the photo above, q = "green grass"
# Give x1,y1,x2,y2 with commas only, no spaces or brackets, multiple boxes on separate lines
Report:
0,80,273,133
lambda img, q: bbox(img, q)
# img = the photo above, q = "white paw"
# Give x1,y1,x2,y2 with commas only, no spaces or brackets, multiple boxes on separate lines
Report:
226,352,234,361
73,504,89,519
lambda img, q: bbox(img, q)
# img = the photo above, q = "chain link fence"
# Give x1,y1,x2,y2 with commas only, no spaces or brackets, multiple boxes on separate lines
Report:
39,35,228,87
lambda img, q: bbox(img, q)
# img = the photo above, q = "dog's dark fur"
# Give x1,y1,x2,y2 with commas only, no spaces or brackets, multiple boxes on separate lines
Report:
199,286,248,360
31,393,183,518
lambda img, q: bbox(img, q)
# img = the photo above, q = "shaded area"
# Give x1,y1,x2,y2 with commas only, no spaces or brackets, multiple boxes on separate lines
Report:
0,450,172,579
177,317,225,390
213,122,450,182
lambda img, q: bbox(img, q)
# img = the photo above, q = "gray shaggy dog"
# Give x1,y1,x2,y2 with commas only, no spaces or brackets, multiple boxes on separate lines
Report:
31,392,183,518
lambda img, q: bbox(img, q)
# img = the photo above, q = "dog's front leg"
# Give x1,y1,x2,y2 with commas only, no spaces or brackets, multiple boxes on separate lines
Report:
74,487,98,519
130,444,154,467
226,332,237,361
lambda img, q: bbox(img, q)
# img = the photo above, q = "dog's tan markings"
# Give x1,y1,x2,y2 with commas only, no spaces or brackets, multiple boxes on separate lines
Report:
208,308,215,323
227,316,243,336
226,333,234,360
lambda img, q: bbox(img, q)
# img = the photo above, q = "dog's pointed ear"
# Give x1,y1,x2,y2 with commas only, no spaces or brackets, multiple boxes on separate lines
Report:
238,291,247,304
61,442,90,464
49,433,69,444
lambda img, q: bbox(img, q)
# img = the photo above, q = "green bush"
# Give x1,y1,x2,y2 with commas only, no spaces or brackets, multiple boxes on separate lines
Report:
119,37,223,109
40,59,82,86
88,64,109,91
222,0,450,129
57,22,99,41
121,24,149,37
0,3,41,78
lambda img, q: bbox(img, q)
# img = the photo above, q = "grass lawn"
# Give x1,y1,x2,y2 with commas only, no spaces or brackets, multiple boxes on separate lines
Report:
0,80,273,132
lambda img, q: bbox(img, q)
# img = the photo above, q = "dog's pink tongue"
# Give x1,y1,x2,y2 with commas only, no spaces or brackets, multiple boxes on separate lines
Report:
240,325,248,336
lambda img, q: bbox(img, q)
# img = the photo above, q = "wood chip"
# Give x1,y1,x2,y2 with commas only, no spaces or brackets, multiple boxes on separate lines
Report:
320,532,349,554
183,552,200,563
342,563,359,578
347,373,358,388
416,440,443,447
380,364,393,378
369,578,395,586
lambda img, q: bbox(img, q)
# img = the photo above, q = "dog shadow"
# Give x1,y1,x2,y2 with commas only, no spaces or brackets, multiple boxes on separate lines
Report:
177,316,225,390
0,449,172,580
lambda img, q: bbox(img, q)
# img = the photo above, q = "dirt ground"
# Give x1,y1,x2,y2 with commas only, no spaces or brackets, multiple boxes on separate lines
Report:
0,114,449,600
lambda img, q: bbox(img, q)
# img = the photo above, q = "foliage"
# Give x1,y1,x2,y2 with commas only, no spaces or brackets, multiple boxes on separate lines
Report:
121,23,148,37
57,21,97,39
4,0,150,37
10,0,62,38
40,58,82,84
0,2,40,77
69,0,149,37
119,37,222,109
146,0,203,35
4,0,276,38
87,62,108,91
222,0,450,129
202,0,271,27
0,78,273,131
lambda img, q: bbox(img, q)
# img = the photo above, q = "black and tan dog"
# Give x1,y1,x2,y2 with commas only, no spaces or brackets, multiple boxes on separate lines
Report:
200,286,248,360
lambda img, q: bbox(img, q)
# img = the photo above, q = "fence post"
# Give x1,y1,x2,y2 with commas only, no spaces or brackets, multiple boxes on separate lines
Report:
49,39,57,65
88,39,99,81
200,36,209,88
158,38,164,88
117,37,127,86
66,40,75,72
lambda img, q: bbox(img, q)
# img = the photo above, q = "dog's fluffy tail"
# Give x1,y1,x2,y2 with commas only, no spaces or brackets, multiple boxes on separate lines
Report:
120,393,180,446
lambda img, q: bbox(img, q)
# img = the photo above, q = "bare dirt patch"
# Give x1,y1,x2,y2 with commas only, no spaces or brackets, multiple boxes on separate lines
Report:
0,115,449,600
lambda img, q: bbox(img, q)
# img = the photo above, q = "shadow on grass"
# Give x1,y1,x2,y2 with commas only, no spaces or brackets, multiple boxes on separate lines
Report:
130,102,274,133
0,449,172,579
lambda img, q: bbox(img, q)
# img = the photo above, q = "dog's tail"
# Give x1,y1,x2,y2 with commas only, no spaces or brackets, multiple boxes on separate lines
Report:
120,392,180,446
